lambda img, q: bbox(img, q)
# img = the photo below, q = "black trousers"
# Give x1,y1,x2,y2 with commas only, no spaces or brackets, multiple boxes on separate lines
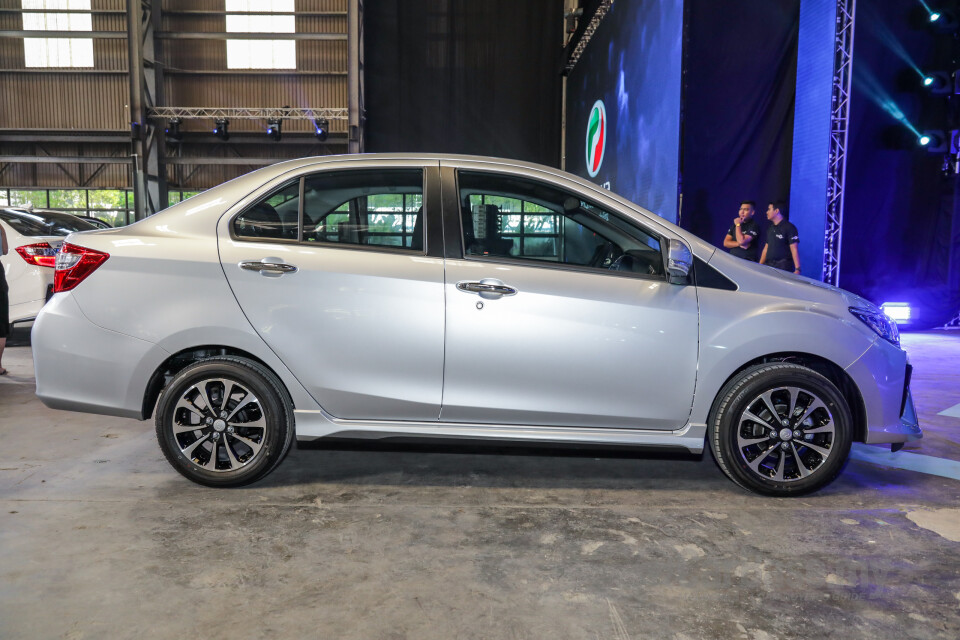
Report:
768,257,794,272
0,266,8,338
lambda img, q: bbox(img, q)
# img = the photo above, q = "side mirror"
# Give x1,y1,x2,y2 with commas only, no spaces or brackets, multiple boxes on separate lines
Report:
667,239,692,284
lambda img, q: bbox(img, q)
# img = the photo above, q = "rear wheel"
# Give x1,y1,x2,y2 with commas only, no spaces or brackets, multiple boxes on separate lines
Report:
155,357,294,487
709,363,853,496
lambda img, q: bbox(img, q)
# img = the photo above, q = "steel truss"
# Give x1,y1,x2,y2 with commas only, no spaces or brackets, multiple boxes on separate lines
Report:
823,0,857,286
147,107,348,121
562,0,614,74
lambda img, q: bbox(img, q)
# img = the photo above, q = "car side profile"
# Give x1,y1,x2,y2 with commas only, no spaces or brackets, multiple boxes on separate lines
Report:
31,154,921,495
0,208,98,326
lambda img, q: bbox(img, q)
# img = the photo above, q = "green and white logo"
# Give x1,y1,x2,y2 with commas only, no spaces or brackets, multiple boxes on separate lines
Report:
585,100,607,178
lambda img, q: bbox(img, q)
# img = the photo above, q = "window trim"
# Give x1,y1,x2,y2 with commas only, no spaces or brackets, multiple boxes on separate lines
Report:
228,168,430,257
451,168,669,283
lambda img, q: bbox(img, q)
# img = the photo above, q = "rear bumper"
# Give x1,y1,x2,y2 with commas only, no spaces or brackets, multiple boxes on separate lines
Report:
32,293,168,419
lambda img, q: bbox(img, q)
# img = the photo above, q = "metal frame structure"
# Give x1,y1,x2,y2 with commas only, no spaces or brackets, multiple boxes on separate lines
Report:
1,0,363,221
148,107,349,120
561,0,614,75
823,0,857,286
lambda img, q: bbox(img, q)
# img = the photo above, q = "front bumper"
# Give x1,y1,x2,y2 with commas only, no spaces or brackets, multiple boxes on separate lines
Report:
846,338,922,444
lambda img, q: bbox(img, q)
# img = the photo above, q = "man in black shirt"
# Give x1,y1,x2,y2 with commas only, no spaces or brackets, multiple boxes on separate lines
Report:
759,201,800,274
722,200,760,261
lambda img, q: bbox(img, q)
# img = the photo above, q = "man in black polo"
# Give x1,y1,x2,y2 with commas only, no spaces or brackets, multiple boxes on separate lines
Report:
759,201,800,274
722,200,760,261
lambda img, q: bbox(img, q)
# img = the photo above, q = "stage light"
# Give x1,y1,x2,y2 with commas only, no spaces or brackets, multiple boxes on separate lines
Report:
213,118,230,141
921,71,951,93
881,302,912,323
930,12,942,22
919,130,948,151
314,117,329,142
266,118,282,141
165,118,183,141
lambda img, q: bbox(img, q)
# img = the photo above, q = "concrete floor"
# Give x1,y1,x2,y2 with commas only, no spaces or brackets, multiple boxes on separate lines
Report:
1,327,959,640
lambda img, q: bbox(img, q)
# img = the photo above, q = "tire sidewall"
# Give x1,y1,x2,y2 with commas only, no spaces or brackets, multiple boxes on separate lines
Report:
712,365,853,496
155,359,290,487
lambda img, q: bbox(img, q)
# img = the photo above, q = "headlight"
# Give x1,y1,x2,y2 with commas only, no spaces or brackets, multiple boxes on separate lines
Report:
849,307,900,347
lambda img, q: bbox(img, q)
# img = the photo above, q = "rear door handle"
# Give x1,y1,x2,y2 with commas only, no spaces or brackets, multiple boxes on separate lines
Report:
456,279,518,299
239,257,298,277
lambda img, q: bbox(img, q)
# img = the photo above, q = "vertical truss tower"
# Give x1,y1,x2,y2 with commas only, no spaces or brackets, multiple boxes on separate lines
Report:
823,0,857,286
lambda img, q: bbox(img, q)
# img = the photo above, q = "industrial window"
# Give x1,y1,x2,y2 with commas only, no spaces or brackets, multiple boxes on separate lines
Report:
225,0,296,70
22,0,94,68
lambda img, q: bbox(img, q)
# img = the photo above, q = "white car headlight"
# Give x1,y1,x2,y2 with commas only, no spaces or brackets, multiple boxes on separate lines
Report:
849,307,900,347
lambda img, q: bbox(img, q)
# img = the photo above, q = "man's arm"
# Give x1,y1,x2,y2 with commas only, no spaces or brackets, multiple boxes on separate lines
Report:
789,242,801,274
759,244,768,265
722,232,740,249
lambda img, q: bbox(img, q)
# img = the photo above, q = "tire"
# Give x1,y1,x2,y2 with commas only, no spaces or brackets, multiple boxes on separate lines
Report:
155,356,294,487
708,363,853,497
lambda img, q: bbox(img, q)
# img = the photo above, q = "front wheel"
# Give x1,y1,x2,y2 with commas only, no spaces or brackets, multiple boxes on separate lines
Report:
709,363,853,496
155,357,294,487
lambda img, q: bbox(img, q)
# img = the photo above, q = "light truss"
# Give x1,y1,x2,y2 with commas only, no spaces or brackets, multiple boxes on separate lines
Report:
148,107,348,121
563,0,614,74
823,0,857,286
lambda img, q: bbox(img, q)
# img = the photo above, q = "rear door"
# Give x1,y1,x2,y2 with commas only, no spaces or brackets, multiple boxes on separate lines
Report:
438,163,699,430
218,160,446,421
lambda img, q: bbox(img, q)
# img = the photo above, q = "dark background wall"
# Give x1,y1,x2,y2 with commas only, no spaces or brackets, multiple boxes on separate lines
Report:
840,0,959,324
680,0,800,251
363,0,563,167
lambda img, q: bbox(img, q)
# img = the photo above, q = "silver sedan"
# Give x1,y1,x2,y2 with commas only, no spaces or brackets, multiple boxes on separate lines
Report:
31,154,920,495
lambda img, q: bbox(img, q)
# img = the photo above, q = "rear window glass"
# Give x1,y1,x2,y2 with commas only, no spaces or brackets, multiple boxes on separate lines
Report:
0,209,97,236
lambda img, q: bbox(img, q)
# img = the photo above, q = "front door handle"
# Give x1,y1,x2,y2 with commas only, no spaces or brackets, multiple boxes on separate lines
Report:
239,257,298,277
456,279,518,299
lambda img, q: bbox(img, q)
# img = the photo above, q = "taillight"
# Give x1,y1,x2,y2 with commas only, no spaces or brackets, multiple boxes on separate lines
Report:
54,243,110,293
15,242,58,268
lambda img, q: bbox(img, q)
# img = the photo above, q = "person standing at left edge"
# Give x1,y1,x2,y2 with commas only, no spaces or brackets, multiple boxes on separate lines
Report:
759,201,801,275
0,218,9,375
723,200,760,261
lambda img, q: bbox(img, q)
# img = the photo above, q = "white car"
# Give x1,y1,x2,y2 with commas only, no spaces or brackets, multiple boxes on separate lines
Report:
31,154,921,495
0,208,98,326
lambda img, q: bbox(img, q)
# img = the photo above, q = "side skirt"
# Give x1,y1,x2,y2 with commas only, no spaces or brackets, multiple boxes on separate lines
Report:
293,410,707,454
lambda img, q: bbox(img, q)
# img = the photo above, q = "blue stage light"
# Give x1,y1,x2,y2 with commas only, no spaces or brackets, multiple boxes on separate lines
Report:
881,302,912,323
931,12,942,22
919,135,931,146
923,76,935,86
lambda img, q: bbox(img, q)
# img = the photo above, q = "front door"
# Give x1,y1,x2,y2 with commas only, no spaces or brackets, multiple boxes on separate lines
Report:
218,162,446,421
439,166,699,430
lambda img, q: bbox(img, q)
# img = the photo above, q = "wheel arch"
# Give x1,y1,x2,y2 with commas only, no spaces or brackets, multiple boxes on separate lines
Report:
705,352,867,444
141,345,296,420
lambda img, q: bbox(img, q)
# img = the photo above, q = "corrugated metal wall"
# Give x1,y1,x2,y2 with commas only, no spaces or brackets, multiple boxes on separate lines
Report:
0,0,129,131
1,0,351,190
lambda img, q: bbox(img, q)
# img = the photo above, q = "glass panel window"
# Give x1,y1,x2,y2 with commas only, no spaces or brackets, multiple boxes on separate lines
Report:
302,169,424,251
234,179,300,240
10,189,48,208
225,0,296,70
22,0,94,68
457,170,664,277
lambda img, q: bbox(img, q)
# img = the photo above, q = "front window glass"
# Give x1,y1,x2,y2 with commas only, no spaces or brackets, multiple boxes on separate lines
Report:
233,179,300,240
457,171,663,276
302,169,424,251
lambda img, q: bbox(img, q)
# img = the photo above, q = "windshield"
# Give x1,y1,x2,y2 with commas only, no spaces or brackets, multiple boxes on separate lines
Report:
0,209,97,236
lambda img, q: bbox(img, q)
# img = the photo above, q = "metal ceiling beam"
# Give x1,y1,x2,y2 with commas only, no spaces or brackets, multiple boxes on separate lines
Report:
155,32,346,40
0,30,125,38
0,156,130,164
